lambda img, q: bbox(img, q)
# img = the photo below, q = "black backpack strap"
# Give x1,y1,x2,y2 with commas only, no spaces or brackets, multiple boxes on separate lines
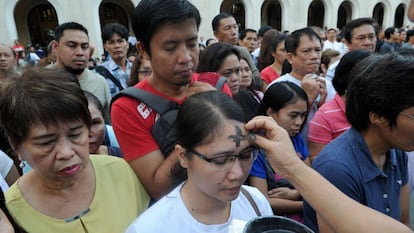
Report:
95,66,124,91
215,77,227,90
241,187,261,217
111,87,179,114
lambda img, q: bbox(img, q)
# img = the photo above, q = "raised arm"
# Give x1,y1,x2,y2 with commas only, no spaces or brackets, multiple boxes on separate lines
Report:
245,116,413,233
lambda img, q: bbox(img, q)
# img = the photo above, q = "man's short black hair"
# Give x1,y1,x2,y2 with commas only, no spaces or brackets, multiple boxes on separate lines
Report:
333,50,370,96
384,27,396,40
101,23,129,43
258,25,272,37
54,22,88,42
239,28,257,40
285,27,321,55
346,51,414,131
211,12,233,32
343,18,376,43
327,28,337,33
406,29,414,41
132,0,201,57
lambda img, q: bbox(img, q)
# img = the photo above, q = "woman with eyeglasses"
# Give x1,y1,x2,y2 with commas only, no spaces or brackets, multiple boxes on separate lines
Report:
126,91,273,233
128,54,152,87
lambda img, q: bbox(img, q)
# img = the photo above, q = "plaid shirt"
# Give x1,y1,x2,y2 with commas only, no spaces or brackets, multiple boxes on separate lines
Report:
101,58,132,96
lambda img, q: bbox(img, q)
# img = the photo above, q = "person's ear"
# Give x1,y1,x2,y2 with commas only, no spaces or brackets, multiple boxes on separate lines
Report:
266,107,275,116
369,112,388,127
286,52,294,64
103,42,108,52
51,40,59,51
213,31,219,40
175,144,189,169
11,143,24,161
344,39,352,49
136,41,149,60
320,63,327,74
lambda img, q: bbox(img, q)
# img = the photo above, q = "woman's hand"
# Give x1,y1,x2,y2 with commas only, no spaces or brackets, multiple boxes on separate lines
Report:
268,187,301,200
186,81,216,97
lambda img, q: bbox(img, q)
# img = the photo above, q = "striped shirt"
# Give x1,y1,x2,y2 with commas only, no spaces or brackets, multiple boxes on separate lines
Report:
101,58,132,96
308,94,350,144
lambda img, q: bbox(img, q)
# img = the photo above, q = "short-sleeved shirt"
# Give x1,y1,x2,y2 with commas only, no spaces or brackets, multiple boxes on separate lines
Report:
0,150,13,192
78,69,112,111
111,77,196,161
125,183,273,233
303,128,408,232
308,94,350,145
46,64,112,116
325,60,339,82
250,134,308,180
101,58,132,96
260,66,279,84
323,40,347,55
6,155,150,233
0,150,13,179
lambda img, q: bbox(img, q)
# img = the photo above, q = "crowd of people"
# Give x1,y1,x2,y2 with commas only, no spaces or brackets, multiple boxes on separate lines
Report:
0,0,414,232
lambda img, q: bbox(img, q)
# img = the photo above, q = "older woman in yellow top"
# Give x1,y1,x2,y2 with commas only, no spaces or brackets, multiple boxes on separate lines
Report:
0,69,149,233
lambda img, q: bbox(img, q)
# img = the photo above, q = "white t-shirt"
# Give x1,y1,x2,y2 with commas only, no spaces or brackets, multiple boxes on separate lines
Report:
0,150,13,179
0,175,8,192
0,150,12,192
125,183,273,233
268,73,336,102
28,52,41,64
325,60,340,83
323,40,347,55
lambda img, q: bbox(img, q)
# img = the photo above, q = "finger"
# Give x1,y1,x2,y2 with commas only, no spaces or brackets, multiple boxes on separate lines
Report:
189,81,215,91
246,118,287,143
316,76,326,83
268,188,278,195
245,116,279,135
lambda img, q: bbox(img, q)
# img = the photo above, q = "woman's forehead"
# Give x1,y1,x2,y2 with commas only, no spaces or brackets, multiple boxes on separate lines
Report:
29,120,84,132
216,121,248,148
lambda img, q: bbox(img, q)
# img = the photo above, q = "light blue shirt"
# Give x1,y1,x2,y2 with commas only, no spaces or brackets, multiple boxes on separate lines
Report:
101,58,132,96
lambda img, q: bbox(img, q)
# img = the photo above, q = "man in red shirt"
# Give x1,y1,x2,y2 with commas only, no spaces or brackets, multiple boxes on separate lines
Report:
111,0,214,200
11,40,25,62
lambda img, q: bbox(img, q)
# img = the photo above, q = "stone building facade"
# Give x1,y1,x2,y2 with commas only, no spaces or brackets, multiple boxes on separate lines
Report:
1,0,411,57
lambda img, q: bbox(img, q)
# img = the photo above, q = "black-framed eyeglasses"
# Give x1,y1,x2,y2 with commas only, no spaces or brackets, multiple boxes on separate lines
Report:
137,69,152,76
188,145,259,170
400,112,414,120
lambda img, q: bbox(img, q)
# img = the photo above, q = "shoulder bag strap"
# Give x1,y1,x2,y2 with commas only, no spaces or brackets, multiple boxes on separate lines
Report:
111,87,178,114
215,76,227,90
95,66,124,91
241,187,262,217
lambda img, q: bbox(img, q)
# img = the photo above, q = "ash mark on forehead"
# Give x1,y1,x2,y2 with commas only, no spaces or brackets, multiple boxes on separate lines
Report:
228,125,247,148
